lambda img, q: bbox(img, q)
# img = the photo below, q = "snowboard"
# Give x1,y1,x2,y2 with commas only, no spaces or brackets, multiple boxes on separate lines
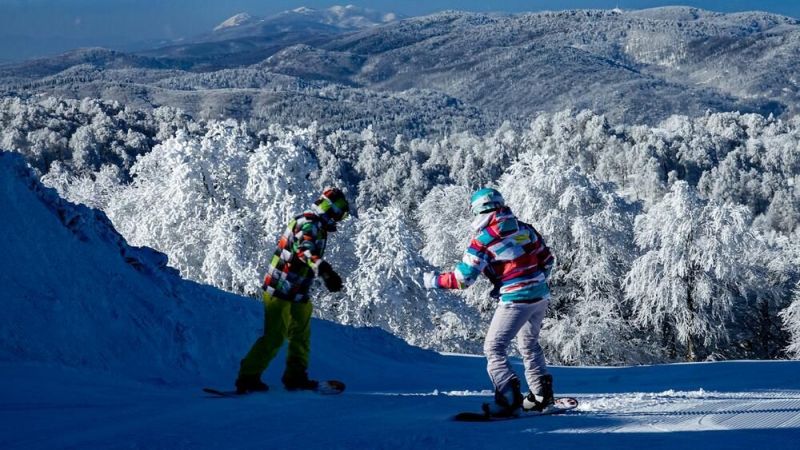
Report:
453,397,578,422
203,380,346,397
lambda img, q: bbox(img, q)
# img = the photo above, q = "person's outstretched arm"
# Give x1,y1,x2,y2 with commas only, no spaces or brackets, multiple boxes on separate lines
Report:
424,237,489,290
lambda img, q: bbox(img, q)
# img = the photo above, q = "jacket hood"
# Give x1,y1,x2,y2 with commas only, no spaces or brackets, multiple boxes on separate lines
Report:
471,206,515,232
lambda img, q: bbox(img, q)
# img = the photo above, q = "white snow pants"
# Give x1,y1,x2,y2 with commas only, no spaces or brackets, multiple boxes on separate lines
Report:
484,299,550,394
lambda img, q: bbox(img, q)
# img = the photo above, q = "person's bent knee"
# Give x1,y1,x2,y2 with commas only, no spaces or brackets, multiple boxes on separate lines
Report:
484,339,507,359
517,343,534,359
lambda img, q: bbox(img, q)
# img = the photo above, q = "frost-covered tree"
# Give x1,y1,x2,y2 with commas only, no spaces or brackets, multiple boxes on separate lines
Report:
333,206,480,352
0,96,166,178
201,210,262,295
417,185,473,267
243,124,322,240
416,184,497,325
625,182,759,360
729,247,792,359
353,127,432,211
102,120,336,296
41,162,122,210
108,127,230,285
781,283,800,359
9,94,799,360
500,153,650,364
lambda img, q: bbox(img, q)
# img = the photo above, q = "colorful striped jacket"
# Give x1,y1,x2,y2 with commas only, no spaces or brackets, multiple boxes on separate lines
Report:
262,212,329,303
433,207,554,303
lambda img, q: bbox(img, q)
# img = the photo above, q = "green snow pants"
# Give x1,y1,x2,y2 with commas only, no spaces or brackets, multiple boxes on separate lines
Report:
238,292,312,379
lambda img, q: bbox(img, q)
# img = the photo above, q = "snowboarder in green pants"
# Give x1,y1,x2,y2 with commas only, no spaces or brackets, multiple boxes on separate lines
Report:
236,187,349,394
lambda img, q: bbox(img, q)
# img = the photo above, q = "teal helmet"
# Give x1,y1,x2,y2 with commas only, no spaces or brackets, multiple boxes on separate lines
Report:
470,188,505,215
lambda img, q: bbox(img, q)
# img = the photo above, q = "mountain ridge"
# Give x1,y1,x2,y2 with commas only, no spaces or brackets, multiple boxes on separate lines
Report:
0,6,798,130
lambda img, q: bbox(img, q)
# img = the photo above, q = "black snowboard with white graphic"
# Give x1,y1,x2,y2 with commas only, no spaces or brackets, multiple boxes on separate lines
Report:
453,397,578,422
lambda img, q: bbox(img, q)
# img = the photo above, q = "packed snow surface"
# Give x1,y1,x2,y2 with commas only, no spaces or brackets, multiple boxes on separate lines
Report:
1,152,799,448
3,360,800,448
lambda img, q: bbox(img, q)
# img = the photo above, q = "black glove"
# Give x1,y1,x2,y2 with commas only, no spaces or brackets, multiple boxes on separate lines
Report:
318,261,343,292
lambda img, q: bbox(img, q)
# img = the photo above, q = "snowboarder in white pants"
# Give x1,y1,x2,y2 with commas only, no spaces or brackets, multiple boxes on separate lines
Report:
424,188,556,417
485,300,551,415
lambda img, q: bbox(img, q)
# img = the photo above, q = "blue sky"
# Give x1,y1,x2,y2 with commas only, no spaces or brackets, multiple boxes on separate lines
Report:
1,0,798,62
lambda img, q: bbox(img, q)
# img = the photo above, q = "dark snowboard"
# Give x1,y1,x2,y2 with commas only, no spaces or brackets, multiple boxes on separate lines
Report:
454,397,578,422
203,380,346,397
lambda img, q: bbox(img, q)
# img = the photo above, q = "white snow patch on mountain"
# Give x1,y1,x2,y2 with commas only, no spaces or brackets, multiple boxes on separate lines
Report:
213,13,256,31
278,4,401,29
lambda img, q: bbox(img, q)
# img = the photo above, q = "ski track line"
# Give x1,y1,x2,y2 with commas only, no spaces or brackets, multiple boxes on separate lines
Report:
581,396,800,432
359,389,800,432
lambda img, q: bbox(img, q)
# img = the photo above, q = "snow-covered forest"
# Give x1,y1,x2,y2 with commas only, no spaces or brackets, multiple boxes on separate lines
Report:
2,95,799,363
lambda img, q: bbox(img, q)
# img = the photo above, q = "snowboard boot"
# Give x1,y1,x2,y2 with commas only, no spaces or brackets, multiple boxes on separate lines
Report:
523,374,554,412
282,370,319,391
235,374,269,394
482,377,523,418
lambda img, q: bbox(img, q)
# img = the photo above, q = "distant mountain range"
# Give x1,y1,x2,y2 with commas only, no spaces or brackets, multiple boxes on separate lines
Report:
136,5,402,70
1,5,799,133
211,6,400,34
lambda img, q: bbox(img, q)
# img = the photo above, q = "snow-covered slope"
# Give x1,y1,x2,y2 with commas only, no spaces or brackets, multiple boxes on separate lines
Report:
0,47,168,80
3,357,800,448
0,151,439,385
0,151,259,383
1,150,800,448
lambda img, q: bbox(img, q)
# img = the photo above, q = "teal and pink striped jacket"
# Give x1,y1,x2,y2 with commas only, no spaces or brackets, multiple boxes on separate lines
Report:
432,207,554,303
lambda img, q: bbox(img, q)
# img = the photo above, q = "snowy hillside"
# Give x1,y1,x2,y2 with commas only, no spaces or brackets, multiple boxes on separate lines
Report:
1,150,799,448
1,6,798,129
0,152,259,382
315,7,798,122
0,149,444,383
